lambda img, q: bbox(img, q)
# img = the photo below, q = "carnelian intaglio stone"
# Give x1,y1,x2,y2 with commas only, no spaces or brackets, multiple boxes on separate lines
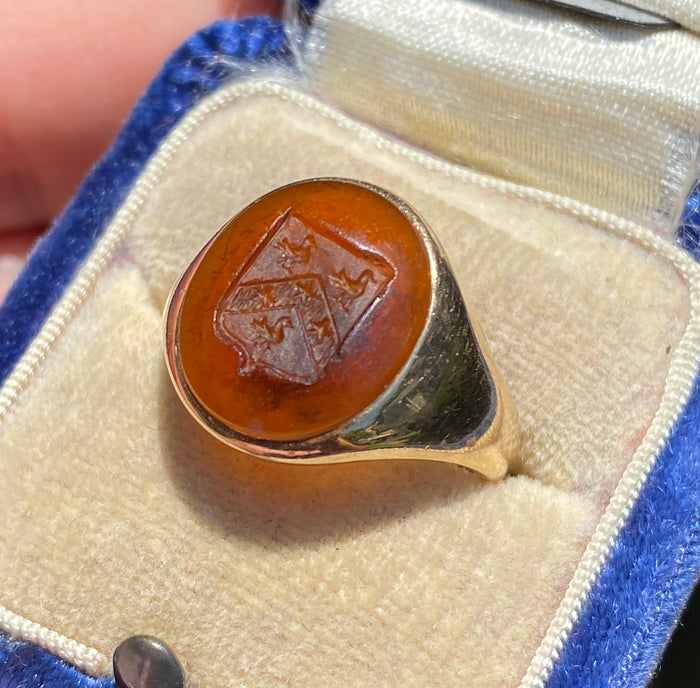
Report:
174,180,431,442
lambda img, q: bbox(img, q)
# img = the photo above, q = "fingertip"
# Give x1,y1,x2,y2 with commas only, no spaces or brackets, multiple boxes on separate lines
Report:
0,0,283,233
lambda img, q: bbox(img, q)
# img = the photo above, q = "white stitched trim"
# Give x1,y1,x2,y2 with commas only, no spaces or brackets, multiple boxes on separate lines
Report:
517,210,700,686
1,78,699,679
0,605,109,674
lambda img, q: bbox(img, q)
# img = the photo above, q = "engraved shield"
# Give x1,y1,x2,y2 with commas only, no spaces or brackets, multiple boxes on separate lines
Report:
215,212,394,384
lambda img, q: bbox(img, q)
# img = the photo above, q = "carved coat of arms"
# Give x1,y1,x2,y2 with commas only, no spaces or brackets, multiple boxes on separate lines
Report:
215,211,395,384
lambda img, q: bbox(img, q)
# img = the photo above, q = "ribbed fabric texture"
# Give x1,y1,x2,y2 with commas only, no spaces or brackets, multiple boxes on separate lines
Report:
307,0,700,232
0,16,288,385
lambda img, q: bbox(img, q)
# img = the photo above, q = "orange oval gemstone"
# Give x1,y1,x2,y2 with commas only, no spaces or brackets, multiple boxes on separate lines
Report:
171,179,431,442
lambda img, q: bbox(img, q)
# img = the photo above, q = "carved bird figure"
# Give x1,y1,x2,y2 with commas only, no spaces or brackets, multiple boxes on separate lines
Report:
275,234,317,269
307,317,334,342
328,268,376,311
252,315,294,347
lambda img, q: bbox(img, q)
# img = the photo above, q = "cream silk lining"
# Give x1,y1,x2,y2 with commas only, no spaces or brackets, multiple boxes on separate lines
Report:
306,0,700,234
0,81,699,687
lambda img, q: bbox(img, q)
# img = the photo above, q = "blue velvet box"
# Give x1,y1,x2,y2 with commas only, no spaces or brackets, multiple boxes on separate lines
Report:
2,4,700,687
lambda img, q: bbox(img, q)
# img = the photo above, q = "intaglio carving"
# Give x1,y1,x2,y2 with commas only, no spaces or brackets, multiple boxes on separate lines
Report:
215,211,395,384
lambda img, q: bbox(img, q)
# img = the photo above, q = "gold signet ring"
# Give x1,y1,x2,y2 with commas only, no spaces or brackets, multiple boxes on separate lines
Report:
164,179,519,481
